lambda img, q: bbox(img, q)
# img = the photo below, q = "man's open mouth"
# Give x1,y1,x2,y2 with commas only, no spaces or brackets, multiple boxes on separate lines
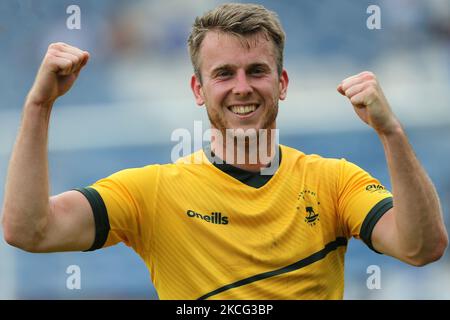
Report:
227,104,260,116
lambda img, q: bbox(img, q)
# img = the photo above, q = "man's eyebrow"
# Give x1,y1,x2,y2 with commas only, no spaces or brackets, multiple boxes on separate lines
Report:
247,62,270,70
210,64,234,74
210,62,270,74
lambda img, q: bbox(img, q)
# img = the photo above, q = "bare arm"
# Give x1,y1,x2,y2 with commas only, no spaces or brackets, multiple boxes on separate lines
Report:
1,42,94,252
338,71,448,266
372,128,447,266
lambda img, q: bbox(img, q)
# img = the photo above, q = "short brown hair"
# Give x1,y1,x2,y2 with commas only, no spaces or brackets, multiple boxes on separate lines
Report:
188,3,286,82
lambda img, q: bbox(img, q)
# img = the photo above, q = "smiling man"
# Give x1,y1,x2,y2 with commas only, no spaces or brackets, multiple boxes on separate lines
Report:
190,29,287,172
1,3,448,300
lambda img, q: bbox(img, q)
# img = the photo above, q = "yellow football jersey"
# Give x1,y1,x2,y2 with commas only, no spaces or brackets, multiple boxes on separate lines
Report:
77,144,393,299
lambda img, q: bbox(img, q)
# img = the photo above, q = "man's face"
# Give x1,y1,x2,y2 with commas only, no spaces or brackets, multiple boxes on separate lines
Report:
191,31,288,134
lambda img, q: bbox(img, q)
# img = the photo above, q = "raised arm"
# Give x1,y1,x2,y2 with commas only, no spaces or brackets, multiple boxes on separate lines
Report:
338,71,448,266
1,43,95,252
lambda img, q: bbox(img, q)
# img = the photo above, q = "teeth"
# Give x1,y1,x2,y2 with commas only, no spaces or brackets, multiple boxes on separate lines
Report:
230,105,257,115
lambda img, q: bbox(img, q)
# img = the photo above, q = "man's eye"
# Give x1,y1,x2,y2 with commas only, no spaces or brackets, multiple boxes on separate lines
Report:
250,68,265,75
216,70,232,78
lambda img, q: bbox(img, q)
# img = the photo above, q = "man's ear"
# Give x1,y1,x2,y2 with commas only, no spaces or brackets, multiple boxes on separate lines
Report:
191,74,205,106
279,69,289,100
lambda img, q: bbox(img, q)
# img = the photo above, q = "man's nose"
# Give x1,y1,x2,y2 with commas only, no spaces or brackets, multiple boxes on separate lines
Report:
232,70,253,96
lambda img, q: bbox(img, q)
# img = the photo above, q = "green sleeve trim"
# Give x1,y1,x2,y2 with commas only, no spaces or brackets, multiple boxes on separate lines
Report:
74,187,110,251
360,197,393,254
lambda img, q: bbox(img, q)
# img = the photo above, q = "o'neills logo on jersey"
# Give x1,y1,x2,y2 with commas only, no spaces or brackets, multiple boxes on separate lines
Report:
186,210,229,225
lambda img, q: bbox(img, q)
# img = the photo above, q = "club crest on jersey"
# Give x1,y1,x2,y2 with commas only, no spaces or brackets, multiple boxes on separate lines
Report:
304,206,319,226
297,189,320,226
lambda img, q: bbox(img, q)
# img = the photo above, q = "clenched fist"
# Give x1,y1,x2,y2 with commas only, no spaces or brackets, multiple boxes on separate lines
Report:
27,42,89,106
337,71,401,135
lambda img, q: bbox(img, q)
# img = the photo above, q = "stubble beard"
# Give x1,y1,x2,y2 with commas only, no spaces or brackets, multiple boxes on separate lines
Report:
205,102,279,137
205,102,279,164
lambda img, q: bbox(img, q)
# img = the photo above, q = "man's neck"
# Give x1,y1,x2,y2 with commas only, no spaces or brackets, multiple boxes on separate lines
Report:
210,129,278,172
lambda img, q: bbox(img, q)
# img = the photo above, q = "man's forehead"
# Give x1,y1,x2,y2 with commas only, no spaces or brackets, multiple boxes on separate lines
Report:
199,31,276,71
203,31,271,48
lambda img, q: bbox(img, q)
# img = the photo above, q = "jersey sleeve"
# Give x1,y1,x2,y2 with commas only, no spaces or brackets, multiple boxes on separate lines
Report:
337,159,393,253
76,165,159,254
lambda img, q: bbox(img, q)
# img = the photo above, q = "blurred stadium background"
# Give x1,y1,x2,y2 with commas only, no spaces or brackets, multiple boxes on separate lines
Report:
0,0,449,299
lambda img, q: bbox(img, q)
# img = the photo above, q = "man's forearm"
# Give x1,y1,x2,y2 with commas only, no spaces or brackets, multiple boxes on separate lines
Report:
379,125,448,261
1,99,53,248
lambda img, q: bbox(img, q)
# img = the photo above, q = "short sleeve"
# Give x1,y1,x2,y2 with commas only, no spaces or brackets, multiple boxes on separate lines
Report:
337,159,393,252
76,165,159,254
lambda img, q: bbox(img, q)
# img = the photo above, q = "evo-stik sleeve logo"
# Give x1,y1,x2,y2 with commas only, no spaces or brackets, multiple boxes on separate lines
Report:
365,184,390,194
186,210,229,225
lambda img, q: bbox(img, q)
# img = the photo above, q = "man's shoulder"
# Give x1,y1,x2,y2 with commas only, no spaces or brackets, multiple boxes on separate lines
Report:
174,148,210,166
132,146,347,173
123,149,210,172
280,144,343,166
154,149,214,176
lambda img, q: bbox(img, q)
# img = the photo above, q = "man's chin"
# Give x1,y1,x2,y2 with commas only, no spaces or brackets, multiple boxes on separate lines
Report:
224,127,259,139
224,121,265,132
